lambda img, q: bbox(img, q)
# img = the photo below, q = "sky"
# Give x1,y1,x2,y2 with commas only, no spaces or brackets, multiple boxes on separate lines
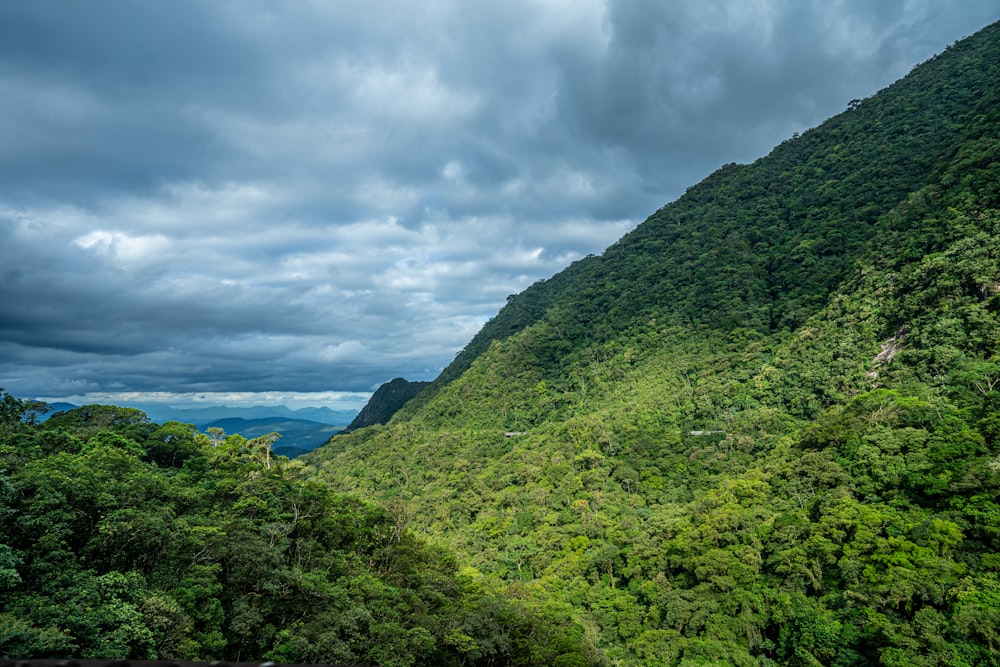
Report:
2,1,998,412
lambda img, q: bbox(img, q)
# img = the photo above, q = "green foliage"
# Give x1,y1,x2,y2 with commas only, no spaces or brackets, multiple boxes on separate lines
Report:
0,390,50,434
9,20,1000,667
305,22,1000,666
0,394,593,665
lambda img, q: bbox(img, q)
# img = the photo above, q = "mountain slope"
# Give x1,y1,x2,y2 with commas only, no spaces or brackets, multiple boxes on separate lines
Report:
401,24,999,421
307,23,1000,666
342,377,430,433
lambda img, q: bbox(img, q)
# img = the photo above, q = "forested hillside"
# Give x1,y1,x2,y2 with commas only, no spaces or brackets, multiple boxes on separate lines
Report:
3,21,999,667
0,397,592,665
306,22,1000,666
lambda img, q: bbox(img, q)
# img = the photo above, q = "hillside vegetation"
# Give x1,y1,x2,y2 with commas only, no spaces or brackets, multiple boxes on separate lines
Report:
306,22,1000,666
2,21,998,667
0,398,592,665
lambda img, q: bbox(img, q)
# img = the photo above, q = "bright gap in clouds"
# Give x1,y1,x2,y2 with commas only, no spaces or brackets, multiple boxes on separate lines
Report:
34,390,372,412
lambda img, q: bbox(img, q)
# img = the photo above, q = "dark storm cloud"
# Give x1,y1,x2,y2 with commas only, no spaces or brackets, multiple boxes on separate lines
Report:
1,0,998,405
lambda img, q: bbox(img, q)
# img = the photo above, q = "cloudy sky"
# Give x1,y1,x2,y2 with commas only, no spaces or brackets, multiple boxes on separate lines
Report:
2,1,998,411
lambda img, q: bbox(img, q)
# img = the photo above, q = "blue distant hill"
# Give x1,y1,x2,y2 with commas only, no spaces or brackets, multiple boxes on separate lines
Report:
33,399,355,457
199,416,344,458
38,402,79,417
135,403,358,426
37,401,356,426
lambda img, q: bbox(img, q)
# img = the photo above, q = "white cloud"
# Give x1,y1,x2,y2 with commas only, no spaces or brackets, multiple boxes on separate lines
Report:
72,229,173,267
35,390,372,411
314,340,370,363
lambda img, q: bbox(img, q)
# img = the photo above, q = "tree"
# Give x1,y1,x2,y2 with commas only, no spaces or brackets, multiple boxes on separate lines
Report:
0,389,49,435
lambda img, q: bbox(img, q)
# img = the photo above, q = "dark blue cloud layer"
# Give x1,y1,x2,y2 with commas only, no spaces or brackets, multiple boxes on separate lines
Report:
1,1,998,399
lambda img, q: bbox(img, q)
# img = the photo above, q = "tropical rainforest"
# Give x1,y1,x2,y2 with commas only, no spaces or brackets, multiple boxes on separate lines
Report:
3,20,1000,667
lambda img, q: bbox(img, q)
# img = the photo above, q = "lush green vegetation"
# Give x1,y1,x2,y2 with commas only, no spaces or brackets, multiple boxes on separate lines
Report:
4,21,999,667
306,22,1000,666
0,397,593,665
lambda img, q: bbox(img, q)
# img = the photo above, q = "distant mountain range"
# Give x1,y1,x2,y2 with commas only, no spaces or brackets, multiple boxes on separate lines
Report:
131,403,359,426
39,402,78,416
39,401,357,426
200,416,344,458
38,400,357,457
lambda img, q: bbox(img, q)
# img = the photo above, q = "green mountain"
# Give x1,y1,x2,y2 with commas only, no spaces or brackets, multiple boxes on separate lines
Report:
343,377,431,433
306,22,1000,666
2,22,999,667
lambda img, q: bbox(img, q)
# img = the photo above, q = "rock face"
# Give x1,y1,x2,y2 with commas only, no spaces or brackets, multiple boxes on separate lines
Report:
343,377,430,432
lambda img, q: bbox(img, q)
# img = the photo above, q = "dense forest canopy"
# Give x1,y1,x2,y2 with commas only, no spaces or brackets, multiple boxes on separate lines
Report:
4,20,1000,667
0,395,593,665
306,21,1000,666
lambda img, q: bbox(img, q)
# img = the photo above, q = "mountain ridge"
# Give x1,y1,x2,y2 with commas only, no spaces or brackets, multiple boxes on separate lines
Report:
399,26,998,423
305,21,1000,665
341,377,430,433
3,21,998,667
